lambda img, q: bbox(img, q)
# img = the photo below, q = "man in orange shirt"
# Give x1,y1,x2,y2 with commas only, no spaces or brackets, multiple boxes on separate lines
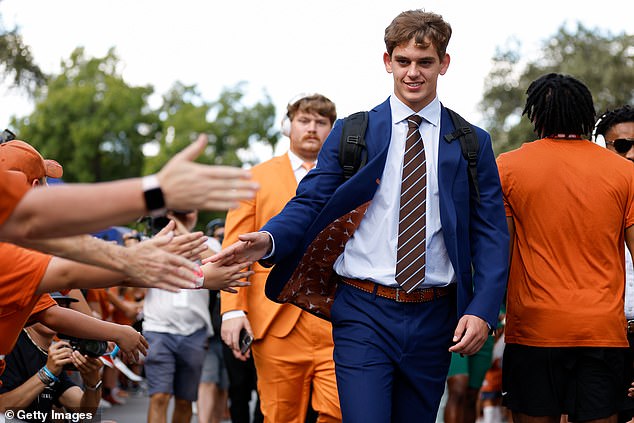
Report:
497,74,634,422
220,94,340,423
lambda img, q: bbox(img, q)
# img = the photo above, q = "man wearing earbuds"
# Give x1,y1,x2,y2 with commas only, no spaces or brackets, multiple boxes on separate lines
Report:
220,94,341,423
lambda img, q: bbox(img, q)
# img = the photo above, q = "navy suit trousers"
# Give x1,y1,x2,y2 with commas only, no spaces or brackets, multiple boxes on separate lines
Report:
330,282,456,423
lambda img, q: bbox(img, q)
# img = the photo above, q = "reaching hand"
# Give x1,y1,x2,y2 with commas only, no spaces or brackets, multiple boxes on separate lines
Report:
201,255,253,292
207,232,272,265
448,314,489,355
157,134,260,211
221,316,253,361
123,231,201,292
154,220,208,261
114,325,148,363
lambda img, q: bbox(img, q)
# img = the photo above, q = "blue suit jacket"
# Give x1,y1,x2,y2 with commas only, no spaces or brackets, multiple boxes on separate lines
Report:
261,98,509,328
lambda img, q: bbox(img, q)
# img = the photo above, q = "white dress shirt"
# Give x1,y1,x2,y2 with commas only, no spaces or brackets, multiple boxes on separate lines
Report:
333,95,455,288
287,150,315,184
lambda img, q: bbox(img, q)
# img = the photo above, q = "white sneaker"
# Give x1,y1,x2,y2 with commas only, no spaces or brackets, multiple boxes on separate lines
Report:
99,398,113,409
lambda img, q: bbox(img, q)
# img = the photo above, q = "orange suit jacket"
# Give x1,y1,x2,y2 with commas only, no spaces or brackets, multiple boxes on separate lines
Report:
220,154,302,339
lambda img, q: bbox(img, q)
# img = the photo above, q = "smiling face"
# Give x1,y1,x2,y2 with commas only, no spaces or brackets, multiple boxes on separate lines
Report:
383,37,450,112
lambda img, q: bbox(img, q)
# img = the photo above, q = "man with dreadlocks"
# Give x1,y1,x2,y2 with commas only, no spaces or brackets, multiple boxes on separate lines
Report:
593,105,634,423
496,74,634,422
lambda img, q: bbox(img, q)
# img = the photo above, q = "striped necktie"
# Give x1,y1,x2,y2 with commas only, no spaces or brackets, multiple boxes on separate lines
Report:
395,114,427,292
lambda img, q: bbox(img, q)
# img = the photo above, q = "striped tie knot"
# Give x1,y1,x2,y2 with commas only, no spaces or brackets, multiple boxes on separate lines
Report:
407,114,423,130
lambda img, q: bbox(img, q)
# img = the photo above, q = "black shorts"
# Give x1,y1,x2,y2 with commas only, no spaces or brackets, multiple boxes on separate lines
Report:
502,343,627,421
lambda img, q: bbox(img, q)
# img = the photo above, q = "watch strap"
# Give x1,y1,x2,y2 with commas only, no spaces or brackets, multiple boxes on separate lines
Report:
142,175,167,217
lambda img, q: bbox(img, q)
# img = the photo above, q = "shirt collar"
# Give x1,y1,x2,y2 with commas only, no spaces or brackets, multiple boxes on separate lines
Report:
287,150,310,171
389,94,441,127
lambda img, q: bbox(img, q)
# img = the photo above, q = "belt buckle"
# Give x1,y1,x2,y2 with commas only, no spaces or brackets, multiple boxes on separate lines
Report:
628,320,634,334
394,288,400,302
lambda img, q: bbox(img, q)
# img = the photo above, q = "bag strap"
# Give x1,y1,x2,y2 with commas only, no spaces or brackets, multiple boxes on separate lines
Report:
443,108,481,204
338,111,369,181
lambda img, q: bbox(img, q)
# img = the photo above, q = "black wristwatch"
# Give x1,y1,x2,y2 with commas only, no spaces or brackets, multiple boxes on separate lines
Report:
142,175,167,217
85,380,103,391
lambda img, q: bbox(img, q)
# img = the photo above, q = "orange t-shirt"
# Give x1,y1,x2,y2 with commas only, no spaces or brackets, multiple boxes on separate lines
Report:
86,288,112,321
0,170,29,226
0,242,53,355
497,138,634,347
109,287,136,326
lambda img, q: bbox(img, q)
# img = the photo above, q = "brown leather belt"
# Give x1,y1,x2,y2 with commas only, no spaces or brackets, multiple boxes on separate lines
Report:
340,276,454,303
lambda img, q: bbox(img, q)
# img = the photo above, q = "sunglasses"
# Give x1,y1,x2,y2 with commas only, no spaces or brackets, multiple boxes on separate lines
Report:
606,138,634,154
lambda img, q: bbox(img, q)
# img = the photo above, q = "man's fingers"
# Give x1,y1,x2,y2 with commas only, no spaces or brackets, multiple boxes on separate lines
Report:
222,287,238,293
154,220,175,237
452,318,467,343
173,134,208,163
165,251,199,273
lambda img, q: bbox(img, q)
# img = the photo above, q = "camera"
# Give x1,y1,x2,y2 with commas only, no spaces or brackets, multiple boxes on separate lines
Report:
59,336,108,371
67,337,109,357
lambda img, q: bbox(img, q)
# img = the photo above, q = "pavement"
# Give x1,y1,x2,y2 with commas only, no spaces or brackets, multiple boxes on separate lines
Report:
100,389,238,423
98,388,447,423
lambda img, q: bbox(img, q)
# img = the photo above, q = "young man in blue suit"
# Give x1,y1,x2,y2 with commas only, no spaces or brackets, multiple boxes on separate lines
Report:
212,9,508,423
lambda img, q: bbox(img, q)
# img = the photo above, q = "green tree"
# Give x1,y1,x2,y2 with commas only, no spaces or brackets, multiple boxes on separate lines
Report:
144,81,279,230
0,5,46,94
12,47,156,182
144,81,278,173
480,24,634,153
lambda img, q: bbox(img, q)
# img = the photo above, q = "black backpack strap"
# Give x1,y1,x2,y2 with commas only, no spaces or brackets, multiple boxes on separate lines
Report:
338,111,369,180
443,108,481,204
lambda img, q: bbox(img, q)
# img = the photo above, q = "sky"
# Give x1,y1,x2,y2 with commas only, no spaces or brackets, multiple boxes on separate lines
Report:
1,0,631,159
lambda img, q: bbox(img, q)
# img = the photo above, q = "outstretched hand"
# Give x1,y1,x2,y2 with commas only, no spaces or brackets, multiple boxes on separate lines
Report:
155,220,208,261
157,134,260,211
123,231,200,292
201,254,253,292
206,232,272,265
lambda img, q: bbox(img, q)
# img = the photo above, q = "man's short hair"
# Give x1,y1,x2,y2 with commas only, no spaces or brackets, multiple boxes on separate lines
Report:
384,10,452,59
0,140,63,184
286,94,337,126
